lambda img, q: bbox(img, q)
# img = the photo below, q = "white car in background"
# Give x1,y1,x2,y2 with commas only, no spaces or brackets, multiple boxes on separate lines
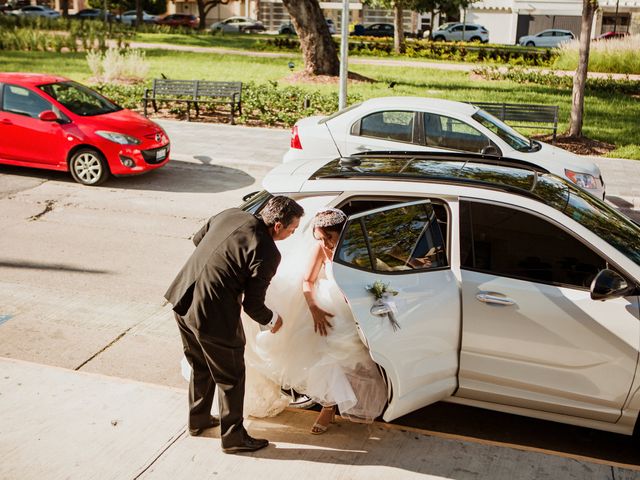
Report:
283,97,605,199
118,10,157,25
210,16,265,33
431,22,489,42
10,5,60,18
519,29,575,48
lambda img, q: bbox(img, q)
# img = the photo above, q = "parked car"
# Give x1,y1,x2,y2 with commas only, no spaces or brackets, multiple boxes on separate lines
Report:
431,22,489,42
248,150,640,435
283,97,605,199
72,8,115,21
594,31,629,41
352,22,394,38
154,13,198,28
118,10,157,25
0,73,170,185
278,18,336,35
210,16,265,33
9,5,60,18
519,29,575,47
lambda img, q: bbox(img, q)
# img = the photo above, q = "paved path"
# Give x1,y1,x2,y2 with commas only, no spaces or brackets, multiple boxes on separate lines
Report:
2,358,639,480
126,41,640,80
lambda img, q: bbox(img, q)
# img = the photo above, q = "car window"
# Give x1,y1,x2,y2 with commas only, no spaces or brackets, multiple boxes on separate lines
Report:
459,201,607,289
541,31,553,37
337,201,448,273
39,81,121,116
2,84,52,118
359,111,414,143
423,112,490,153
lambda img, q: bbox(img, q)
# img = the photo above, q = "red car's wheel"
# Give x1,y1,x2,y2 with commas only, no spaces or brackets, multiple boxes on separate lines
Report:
69,148,110,186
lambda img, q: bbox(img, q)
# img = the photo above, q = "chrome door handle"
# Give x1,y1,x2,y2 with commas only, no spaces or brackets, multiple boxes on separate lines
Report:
355,145,371,152
476,292,515,306
1,119,12,125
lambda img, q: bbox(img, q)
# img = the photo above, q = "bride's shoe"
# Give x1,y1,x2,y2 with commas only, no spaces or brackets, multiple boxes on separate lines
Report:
311,406,336,435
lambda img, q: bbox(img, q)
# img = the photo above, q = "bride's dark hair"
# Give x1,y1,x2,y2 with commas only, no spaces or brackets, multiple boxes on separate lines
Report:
313,208,347,235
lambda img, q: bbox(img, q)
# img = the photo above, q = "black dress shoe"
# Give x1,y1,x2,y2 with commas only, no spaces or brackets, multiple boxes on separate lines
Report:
188,415,220,436
222,436,269,454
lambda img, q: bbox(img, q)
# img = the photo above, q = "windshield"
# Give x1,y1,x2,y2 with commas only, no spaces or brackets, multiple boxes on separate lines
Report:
435,22,455,31
38,81,122,117
472,110,533,152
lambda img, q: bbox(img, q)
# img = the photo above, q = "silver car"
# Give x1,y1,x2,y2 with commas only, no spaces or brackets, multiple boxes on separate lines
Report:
10,5,60,18
431,22,489,43
519,29,575,48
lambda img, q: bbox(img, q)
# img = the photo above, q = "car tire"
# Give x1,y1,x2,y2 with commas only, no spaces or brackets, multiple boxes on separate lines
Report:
69,148,110,186
526,41,535,47
470,36,481,42
433,35,446,42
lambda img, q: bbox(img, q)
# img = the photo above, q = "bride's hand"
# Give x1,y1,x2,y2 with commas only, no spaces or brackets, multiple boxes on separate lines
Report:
311,306,334,336
270,315,283,334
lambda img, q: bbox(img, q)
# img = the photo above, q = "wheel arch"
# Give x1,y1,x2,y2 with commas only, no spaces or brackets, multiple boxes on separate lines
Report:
66,144,111,174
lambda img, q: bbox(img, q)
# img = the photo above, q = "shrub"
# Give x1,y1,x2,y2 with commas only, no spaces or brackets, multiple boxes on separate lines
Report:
87,47,149,83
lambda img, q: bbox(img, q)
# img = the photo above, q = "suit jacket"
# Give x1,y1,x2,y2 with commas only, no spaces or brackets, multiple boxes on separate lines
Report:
165,208,281,345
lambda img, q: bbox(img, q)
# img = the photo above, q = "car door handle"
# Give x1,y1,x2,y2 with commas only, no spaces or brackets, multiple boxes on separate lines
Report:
1,119,12,125
355,145,371,152
475,292,515,306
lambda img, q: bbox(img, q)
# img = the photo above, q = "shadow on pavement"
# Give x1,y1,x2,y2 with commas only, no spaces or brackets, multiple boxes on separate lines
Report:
0,160,256,194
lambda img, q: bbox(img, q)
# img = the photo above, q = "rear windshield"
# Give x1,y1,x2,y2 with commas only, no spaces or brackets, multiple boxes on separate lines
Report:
319,102,363,124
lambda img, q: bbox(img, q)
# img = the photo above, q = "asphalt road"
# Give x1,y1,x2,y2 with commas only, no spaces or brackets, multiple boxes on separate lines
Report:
0,120,638,470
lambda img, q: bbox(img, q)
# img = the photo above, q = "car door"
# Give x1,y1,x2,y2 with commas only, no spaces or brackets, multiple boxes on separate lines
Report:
0,84,65,165
422,112,498,154
457,199,639,423
331,199,461,421
449,25,464,41
537,30,555,47
343,110,419,154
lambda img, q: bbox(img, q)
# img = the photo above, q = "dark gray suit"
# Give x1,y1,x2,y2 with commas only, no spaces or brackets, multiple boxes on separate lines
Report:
165,208,280,446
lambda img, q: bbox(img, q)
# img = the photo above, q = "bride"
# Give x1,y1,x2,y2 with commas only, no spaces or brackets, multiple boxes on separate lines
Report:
243,207,387,434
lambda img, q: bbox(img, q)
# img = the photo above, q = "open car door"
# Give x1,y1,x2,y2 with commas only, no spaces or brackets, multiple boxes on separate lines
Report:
331,199,461,421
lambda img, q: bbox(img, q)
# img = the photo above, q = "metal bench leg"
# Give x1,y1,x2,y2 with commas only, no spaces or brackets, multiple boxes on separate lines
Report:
230,102,235,125
186,102,191,122
194,101,200,118
143,98,148,117
152,100,158,113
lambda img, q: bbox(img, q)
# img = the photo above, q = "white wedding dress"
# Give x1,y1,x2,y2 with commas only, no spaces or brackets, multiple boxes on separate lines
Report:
243,229,387,423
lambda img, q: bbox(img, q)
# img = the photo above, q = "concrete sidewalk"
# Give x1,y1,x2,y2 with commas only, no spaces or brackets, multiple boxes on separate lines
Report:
1,358,638,480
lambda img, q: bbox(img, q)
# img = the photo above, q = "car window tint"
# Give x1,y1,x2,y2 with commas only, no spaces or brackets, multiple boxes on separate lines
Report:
338,202,447,273
2,84,52,118
423,112,490,153
359,111,414,143
460,201,607,289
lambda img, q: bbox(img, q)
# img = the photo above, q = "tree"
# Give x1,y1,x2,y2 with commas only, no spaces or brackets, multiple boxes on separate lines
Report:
196,0,229,30
282,0,340,76
569,0,598,137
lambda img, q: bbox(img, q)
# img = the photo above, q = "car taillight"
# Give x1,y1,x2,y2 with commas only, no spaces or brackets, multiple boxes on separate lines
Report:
290,125,302,149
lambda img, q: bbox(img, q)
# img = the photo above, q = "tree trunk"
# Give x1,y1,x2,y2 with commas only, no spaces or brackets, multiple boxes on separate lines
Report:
135,0,142,28
61,0,68,18
197,0,207,30
393,1,404,54
282,0,339,76
569,0,598,137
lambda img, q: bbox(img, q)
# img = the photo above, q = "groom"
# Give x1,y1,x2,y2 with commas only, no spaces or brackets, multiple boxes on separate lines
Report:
165,196,304,454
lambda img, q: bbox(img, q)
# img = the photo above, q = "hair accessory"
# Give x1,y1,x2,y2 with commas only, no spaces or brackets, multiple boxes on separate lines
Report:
313,208,347,228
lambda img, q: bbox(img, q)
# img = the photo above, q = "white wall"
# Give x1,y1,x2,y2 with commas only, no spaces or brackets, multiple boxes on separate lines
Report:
466,11,517,44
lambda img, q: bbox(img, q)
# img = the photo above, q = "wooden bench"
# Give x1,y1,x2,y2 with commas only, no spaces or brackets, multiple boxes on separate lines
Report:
470,102,559,144
143,79,242,124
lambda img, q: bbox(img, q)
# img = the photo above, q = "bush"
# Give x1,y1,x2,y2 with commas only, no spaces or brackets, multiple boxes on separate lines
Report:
87,47,149,82
90,82,148,109
474,65,640,96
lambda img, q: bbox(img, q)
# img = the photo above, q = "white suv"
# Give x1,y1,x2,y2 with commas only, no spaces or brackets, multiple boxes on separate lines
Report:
431,22,489,43
246,151,640,435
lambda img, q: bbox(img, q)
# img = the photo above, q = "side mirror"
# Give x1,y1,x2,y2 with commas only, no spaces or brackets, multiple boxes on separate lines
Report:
38,110,59,122
481,145,501,156
242,191,259,202
590,269,632,301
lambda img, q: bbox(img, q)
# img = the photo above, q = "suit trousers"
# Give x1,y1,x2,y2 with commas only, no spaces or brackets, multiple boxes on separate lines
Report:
175,312,247,447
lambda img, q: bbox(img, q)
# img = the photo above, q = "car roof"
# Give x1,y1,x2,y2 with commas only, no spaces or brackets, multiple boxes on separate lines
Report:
264,152,570,208
0,72,68,86
357,96,479,116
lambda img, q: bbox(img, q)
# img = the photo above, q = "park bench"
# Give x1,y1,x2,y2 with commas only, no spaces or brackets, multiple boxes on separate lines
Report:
470,102,559,144
143,79,242,124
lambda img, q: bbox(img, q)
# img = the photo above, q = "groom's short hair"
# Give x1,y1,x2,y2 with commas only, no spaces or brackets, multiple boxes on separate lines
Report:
260,196,304,227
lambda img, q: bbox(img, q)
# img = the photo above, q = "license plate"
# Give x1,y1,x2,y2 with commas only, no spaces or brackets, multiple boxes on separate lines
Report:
156,148,167,160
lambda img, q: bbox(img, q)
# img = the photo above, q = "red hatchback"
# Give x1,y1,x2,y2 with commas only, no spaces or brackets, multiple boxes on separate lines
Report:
0,73,170,185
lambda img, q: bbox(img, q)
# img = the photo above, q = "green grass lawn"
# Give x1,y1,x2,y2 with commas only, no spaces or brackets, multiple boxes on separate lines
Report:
2,48,638,159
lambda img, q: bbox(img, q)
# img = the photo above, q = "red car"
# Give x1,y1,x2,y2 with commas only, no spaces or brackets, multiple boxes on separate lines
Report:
594,31,629,41
154,13,198,28
0,73,170,185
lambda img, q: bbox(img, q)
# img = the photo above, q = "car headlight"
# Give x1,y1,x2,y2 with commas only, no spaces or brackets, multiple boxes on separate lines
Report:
95,130,141,145
564,169,598,189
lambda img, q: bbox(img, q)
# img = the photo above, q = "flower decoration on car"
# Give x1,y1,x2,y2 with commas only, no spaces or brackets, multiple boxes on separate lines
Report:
366,280,400,331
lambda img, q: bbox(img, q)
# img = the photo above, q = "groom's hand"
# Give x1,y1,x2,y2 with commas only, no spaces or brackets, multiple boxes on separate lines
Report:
270,315,283,334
